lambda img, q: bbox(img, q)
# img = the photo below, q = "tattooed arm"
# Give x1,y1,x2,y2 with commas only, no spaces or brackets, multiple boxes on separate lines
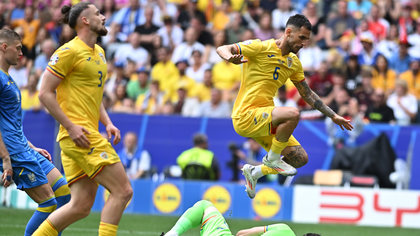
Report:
294,80,353,131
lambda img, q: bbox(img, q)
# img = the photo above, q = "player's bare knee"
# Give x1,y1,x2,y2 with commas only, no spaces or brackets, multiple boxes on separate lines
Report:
70,201,92,218
288,107,300,123
120,185,133,203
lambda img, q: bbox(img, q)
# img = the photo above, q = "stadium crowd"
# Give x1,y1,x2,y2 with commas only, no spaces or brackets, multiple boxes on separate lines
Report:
5,0,420,125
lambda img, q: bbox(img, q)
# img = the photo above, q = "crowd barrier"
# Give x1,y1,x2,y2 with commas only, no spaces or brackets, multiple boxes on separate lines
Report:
22,111,420,189
2,180,419,229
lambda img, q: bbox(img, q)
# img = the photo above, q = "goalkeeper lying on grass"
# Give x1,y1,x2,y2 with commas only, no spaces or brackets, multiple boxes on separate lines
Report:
161,200,319,236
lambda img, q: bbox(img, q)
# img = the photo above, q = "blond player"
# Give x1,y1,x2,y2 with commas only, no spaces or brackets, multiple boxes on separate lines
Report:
34,3,132,236
216,14,353,199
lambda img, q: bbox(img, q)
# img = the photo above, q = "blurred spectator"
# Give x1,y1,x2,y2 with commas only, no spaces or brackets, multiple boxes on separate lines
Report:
9,55,28,88
237,138,266,166
190,15,214,47
226,12,247,45
357,32,379,66
173,86,188,115
254,11,277,41
347,0,372,21
11,6,40,60
325,0,357,49
177,133,220,180
118,132,152,180
323,70,350,107
241,1,260,31
387,79,418,125
9,0,25,22
367,4,389,41
303,1,327,49
186,50,210,83
212,60,241,101
111,83,135,113
21,73,42,111
190,15,214,62
171,27,205,64
326,89,364,147
271,0,297,31
173,59,197,101
58,24,75,45
299,37,323,74
207,30,227,65
274,86,297,108
353,68,374,113
365,88,395,123
0,1,8,29
400,58,420,99
407,18,420,58
377,0,401,24
344,54,362,86
111,0,144,42
115,32,149,68
134,6,159,53
212,0,232,31
398,3,415,42
44,8,63,45
376,24,399,60
195,69,214,103
260,0,277,13
176,0,206,30
198,88,231,118
126,67,150,100
309,61,333,98
34,39,56,89
389,40,412,74
104,61,129,101
101,0,118,27
151,47,179,99
371,54,397,94
173,84,200,117
135,80,165,115
157,15,184,50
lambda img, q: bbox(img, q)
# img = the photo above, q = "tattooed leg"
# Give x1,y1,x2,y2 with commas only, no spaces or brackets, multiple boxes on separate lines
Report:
281,146,308,168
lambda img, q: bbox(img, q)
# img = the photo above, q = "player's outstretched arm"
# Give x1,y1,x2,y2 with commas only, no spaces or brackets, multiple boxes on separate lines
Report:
294,80,353,131
39,70,91,148
0,130,12,187
100,103,121,145
236,226,265,236
216,44,247,64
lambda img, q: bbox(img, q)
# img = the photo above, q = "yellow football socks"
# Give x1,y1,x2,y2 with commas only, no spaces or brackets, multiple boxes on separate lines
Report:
270,138,288,155
99,221,118,236
32,219,58,236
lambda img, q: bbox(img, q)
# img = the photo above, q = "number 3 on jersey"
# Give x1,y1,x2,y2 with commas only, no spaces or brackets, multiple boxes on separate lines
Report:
273,66,280,80
98,71,103,87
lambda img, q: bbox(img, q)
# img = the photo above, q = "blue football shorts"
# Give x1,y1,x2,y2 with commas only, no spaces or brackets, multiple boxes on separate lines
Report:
0,148,54,190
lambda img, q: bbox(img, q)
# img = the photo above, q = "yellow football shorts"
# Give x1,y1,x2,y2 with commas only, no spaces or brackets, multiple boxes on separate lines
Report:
59,131,120,185
232,106,300,151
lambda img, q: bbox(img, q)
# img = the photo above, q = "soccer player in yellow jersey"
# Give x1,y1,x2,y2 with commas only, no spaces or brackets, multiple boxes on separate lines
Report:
217,14,353,199
34,3,133,236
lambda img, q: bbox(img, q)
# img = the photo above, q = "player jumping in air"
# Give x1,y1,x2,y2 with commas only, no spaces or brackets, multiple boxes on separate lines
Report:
216,14,353,198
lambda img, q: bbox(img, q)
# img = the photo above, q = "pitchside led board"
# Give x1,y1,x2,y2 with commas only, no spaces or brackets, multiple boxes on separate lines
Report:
91,179,293,221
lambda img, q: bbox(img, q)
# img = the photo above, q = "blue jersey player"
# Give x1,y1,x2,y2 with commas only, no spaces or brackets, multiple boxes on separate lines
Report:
0,28,71,235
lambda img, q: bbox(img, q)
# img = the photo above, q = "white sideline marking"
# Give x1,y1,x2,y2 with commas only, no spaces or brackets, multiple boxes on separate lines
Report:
0,224,158,235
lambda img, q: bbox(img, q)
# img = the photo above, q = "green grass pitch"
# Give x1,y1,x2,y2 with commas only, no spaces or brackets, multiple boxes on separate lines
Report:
1,208,419,236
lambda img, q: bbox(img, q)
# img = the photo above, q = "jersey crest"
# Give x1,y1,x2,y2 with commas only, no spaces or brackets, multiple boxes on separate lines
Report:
50,54,59,65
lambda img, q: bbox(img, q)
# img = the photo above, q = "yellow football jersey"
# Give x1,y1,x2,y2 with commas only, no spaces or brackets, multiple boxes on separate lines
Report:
47,36,108,141
231,39,305,119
